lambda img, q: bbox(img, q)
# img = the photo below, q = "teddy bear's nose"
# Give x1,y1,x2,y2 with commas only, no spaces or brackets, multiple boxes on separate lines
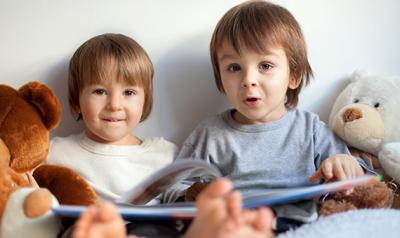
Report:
342,108,363,122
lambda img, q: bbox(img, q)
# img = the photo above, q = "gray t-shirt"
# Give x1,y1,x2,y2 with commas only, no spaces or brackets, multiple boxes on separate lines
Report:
164,109,370,222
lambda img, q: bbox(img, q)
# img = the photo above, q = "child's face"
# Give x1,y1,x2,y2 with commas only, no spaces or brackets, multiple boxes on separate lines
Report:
78,81,145,145
218,42,298,124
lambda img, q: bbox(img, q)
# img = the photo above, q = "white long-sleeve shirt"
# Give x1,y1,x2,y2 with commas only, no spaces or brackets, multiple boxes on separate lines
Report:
46,133,177,202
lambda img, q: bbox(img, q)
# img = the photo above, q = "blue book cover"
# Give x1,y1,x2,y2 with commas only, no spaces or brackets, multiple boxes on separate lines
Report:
53,174,381,221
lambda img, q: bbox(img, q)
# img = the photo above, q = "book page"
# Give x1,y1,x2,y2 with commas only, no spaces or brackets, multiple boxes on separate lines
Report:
117,160,221,205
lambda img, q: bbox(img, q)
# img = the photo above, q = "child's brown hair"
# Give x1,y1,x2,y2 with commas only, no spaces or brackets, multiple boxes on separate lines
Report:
68,33,153,121
210,0,313,108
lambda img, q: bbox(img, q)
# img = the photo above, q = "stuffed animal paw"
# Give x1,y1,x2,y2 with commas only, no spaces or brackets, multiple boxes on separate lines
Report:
379,143,400,184
379,142,400,208
0,187,61,238
33,164,98,206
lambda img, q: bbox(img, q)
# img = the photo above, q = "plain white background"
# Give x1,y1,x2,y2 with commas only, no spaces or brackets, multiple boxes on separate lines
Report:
1,0,399,146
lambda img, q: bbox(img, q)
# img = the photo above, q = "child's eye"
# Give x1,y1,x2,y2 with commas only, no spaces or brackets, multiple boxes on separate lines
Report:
227,64,241,72
93,89,107,95
124,89,137,96
259,63,272,71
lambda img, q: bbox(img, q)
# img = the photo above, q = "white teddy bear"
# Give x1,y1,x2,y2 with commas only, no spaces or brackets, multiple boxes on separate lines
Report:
328,70,400,206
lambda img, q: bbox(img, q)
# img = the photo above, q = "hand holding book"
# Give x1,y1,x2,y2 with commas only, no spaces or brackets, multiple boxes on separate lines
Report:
308,154,365,183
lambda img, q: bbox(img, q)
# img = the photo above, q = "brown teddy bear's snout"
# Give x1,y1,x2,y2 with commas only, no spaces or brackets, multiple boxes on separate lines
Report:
342,108,363,123
332,103,384,154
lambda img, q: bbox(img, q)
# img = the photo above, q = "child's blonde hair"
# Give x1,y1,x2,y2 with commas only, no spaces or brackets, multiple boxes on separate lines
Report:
68,33,153,121
210,0,313,108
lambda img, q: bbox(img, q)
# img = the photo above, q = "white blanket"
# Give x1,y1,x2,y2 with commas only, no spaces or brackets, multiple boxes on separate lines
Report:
278,209,400,238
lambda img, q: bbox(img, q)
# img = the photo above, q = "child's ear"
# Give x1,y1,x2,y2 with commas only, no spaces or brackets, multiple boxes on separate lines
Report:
288,76,300,89
71,106,81,121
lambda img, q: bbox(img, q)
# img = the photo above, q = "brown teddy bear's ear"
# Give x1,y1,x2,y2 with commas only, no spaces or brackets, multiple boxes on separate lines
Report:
18,81,61,130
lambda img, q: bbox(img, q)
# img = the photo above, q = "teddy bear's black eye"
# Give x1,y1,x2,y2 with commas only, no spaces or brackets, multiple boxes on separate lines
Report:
374,102,380,108
353,99,359,103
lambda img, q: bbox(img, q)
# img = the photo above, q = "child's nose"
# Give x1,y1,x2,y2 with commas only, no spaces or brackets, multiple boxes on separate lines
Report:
107,94,122,110
242,81,257,87
241,71,258,88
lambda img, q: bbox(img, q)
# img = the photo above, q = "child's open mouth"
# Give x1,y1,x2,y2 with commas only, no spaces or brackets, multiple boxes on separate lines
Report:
246,97,258,102
244,97,260,106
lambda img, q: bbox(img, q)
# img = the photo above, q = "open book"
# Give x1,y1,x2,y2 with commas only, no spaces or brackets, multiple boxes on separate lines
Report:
52,159,381,220
117,160,221,205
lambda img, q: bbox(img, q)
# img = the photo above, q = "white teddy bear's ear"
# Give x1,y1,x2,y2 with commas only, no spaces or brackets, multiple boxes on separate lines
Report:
350,70,369,82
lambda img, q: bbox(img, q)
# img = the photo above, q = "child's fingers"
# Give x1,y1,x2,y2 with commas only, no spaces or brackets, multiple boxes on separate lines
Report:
321,161,334,180
312,155,365,183
334,157,362,180
253,207,274,232
226,190,242,224
332,162,346,180
339,154,364,178
80,206,97,222
73,206,97,238
352,159,365,176
199,178,232,199
355,165,364,176
239,207,274,237
343,161,356,178
308,169,323,182
196,178,233,221
98,201,119,221
309,162,333,182
349,165,356,178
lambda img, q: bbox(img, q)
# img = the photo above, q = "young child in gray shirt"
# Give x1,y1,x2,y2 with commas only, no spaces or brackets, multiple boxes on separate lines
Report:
165,0,372,234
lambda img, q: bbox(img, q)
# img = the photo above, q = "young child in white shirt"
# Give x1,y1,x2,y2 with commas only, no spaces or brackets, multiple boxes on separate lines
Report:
46,33,177,203
46,33,182,236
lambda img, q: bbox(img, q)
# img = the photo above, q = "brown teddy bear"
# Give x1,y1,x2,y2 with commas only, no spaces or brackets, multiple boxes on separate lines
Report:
0,81,98,238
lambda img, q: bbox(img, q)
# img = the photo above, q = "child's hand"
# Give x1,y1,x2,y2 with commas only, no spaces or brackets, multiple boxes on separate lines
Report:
309,154,364,182
185,181,207,202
